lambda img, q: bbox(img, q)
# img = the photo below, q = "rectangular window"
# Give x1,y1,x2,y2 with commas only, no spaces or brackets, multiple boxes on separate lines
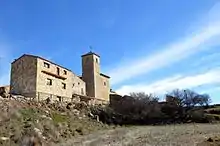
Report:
46,78,52,85
104,82,106,86
64,70,67,75
62,83,66,89
81,88,84,95
57,96,62,102
44,62,50,68
57,67,60,75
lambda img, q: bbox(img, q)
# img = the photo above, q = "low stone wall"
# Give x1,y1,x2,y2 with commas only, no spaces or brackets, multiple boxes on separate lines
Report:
1,88,108,106
36,92,108,106
77,94,109,106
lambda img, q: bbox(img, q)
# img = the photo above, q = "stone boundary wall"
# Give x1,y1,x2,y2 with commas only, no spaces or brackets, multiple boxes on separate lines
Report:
1,87,109,106
37,92,109,105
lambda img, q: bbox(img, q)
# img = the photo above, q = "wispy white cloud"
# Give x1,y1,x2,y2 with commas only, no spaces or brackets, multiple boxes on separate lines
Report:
107,2,220,85
116,68,220,96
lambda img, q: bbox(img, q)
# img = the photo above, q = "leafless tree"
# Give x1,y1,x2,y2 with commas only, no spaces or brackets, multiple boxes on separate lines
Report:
166,89,211,107
129,92,159,102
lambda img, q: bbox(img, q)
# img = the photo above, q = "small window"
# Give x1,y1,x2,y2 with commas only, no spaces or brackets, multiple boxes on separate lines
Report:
64,70,67,75
96,58,98,63
78,82,80,85
62,83,66,89
57,96,62,102
72,83,75,88
44,62,50,68
46,78,52,85
104,82,106,86
57,67,60,75
81,88,84,95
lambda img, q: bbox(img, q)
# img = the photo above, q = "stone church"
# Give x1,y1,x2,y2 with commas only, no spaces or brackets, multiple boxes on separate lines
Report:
9,51,110,103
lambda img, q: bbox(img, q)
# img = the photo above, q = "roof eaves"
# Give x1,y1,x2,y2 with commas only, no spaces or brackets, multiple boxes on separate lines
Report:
12,54,72,72
81,51,100,58
100,73,110,78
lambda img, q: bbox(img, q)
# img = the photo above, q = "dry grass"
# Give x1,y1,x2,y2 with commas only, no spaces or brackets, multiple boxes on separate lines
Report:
58,124,220,146
0,99,110,146
1,98,220,146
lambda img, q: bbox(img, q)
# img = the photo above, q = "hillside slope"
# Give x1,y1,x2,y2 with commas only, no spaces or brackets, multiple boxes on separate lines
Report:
0,98,112,146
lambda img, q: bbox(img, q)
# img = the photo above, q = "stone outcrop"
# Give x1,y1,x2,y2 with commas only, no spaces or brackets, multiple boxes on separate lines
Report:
0,85,10,98
0,94,109,146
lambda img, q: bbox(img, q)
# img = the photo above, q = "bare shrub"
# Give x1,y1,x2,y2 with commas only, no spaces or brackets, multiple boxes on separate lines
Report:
92,89,213,125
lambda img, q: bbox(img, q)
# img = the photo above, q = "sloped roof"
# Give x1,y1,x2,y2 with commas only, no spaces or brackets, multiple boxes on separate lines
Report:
12,54,72,72
81,51,100,58
100,73,110,78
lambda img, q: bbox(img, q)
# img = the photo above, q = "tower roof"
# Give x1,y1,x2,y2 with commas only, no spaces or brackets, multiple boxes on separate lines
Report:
81,51,100,58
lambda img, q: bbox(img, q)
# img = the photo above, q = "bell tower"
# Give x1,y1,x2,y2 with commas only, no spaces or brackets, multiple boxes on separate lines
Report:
81,51,100,97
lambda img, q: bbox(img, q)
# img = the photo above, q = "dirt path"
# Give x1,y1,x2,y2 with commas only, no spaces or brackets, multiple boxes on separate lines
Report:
56,124,220,146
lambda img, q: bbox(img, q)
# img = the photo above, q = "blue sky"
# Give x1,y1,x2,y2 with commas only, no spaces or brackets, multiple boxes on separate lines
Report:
1,0,220,103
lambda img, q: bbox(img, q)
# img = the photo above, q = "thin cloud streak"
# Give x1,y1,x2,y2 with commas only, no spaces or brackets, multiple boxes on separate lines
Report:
116,68,220,96
108,3,220,85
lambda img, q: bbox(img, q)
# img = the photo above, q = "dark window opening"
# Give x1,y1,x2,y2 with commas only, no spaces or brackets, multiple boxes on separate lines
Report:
62,83,66,89
96,58,98,63
46,78,52,85
78,82,80,85
57,67,60,75
104,82,106,86
44,62,50,68
72,83,75,88
64,70,67,75
57,96,62,102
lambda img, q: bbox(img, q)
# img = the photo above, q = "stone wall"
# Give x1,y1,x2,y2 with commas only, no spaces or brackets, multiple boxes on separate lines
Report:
82,55,96,97
72,74,86,96
96,74,110,101
109,94,123,106
10,55,37,97
36,58,86,101
10,52,110,103
81,53,110,101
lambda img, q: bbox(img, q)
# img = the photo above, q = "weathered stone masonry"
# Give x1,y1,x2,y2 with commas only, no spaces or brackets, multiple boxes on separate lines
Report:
10,52,110,103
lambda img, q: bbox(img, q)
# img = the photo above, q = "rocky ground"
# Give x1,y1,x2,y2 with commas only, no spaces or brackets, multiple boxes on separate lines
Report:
58,124,220,146
0,97,114,146
1,96,220,146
